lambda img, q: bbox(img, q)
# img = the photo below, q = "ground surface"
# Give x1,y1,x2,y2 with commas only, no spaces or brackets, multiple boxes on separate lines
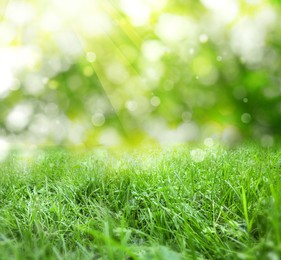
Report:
0,143,280,259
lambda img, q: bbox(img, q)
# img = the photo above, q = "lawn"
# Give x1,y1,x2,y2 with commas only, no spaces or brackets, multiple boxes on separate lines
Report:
0,143,280,259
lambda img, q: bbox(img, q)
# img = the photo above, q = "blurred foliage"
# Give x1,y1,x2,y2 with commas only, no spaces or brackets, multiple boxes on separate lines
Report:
0,0,280,148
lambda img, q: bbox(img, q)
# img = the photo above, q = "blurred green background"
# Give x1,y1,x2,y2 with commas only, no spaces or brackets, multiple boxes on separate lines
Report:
0,0,280,151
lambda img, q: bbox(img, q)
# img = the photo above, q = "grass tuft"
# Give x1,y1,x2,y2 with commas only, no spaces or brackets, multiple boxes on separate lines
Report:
0,143,280,259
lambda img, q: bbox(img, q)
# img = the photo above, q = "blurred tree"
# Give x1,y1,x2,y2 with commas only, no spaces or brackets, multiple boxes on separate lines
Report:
0,0,280,147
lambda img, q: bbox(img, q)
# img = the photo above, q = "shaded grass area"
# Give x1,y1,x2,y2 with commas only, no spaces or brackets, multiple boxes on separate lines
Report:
0,143,280,259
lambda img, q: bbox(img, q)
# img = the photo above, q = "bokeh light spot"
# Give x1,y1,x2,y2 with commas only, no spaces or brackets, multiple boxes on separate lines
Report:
83,66,94,77
200,0,239,23
92,112,105,127
150,96,161,107
48,80,59,89
260,135,274,147
105,62,129,85
182,111,192,122
216,56,222,62
0,138,10,162
5,103,33,132
142,40,167,62
86,52,97,63
126,100,138,112
120,0,151,26
155,14,195,42
199,34,209,43
99,128,121,146
189,48,195,55
241,113,251,124
204,137,214,147
190,149,205,163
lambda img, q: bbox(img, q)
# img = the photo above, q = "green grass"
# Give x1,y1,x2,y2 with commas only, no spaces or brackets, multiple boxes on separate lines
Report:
0,143,280,259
